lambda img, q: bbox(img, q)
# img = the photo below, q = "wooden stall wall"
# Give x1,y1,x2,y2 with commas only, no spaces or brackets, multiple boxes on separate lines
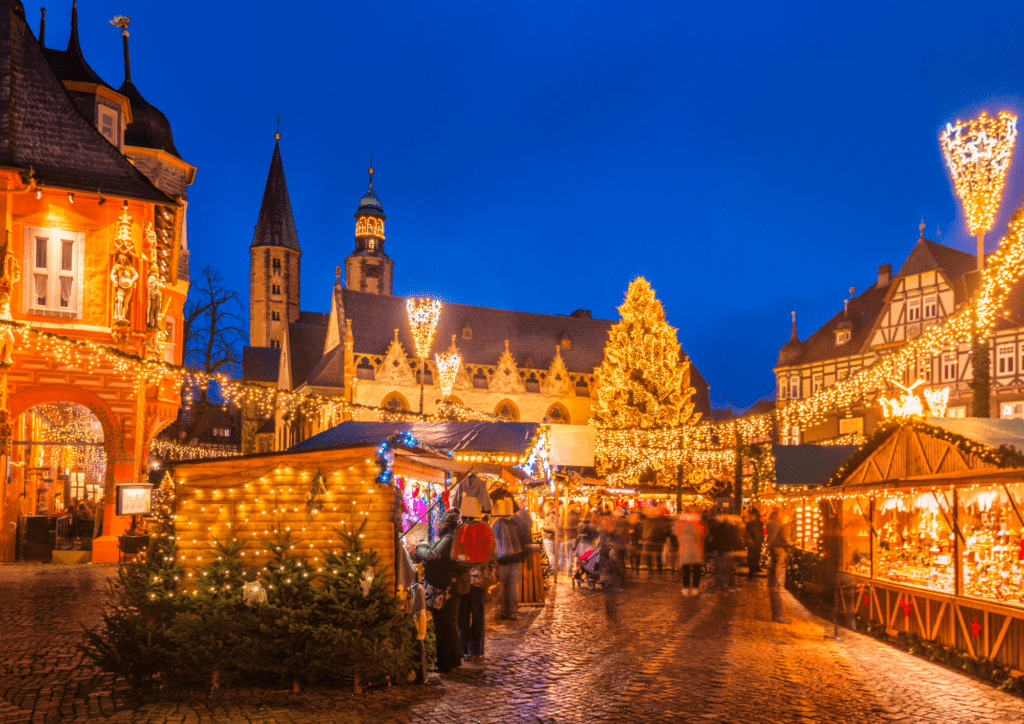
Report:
171,447,416,592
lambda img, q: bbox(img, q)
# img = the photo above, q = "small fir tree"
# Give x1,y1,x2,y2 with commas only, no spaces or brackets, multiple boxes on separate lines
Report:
593,277,701,482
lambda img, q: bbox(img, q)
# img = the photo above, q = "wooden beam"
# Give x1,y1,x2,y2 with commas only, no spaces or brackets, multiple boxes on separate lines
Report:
912,595,925,637
930,601,947,640
932,446,950,475
991,616,1013,661
955,604,976,659
888,591,902,629
874,588,885,624
984,610,990,658
910,430,933,475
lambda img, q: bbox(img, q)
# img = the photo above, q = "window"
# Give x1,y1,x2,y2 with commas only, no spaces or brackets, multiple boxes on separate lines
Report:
907,298,921,322
272,284,281,295
494,400,519,422
947,406,966,418
367,239,376,251
560,333,572,350
1020,342,1024,376
98,106,118,146
812,373,822,394
1001,402,1024,419
382,393,409,412
784,426,800,445
272,257,281,276
942,353,958,382
917,357,932,383
356,357,375,380
24,227,83,316
272,311,280,321
790,376,800,400
525,372,540,393
270,339,281,349
546,404,569,424
997,344,1015,376
462,323,473,340
472,367,488,389
835,330,851,345
839,417,863,436
163,317,175,364
575,376,590,397
924,295,937,319
778,378,787,400
837,369,848,381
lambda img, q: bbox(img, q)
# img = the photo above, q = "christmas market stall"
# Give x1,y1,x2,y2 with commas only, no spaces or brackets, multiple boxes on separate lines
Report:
769,418,1024,675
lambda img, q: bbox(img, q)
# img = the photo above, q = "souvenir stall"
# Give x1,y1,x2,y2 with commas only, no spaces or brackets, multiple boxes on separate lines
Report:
769,418,1024,674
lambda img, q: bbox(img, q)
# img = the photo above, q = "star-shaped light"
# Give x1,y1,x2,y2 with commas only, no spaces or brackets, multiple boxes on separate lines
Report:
970,616,982,639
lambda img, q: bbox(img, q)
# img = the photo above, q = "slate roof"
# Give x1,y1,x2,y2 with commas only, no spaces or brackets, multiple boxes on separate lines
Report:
120,79,181,159
41,3,111,89
896,238,976,282
0,2,171,203
777,236,981,369
287,319,328,388
242,346,281,383
251,141,300,251
356,174,384,215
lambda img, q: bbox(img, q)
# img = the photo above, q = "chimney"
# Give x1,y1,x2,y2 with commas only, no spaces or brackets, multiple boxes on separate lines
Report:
570,309,591,319
877,264,892,287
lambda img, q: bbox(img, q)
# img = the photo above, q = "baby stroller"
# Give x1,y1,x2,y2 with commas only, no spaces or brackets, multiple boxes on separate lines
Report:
572,544,625,590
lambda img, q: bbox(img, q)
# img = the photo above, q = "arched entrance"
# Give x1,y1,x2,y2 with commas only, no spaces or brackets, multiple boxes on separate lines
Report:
10,402,107,560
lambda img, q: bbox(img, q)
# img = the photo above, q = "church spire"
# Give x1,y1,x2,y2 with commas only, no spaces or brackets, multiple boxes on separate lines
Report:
251,134,300,251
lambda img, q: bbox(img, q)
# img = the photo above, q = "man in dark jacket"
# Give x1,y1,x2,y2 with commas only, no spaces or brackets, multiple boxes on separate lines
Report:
411,508,464,672
745,508,765,578
491,499,532,620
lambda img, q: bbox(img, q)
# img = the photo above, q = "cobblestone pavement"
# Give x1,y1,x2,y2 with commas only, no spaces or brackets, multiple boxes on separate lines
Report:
1,564,1022,723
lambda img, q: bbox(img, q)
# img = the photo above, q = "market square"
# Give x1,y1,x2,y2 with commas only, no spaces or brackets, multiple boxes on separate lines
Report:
3,0,1024,722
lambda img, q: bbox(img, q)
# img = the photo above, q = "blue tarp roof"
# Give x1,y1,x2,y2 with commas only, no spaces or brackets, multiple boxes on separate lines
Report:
772,444,859,488
290,421,540,454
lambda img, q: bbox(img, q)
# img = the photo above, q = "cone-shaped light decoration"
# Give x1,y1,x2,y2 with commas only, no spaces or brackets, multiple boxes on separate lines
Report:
941,111,1018,237
406,298,442,359
435,335,462,399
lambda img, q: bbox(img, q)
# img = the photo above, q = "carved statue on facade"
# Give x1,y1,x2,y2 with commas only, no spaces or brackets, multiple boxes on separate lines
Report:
110,254,139,325
0,293,15,366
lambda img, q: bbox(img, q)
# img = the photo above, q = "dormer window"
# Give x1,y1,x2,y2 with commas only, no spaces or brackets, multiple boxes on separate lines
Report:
98,105,119,148
835,330,851,345
559,332,572,350
462,323,473,340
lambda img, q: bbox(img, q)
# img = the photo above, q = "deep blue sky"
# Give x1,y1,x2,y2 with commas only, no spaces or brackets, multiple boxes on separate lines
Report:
33,1,1024,410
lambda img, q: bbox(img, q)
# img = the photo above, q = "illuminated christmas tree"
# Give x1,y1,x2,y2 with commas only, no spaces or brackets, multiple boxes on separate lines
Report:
593,277,700,484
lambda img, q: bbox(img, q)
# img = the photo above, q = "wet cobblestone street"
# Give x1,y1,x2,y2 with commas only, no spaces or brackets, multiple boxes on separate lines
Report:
1,565,1022,723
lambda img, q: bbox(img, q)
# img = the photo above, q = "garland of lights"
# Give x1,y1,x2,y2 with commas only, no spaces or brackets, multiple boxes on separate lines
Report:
150,439,242,460
374,431,453,486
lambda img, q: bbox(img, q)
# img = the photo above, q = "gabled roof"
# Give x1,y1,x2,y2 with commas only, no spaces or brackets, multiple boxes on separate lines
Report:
251,140,300,251
0,2,171,203
777,282,890,367
242,346,281,383
896,237,976,282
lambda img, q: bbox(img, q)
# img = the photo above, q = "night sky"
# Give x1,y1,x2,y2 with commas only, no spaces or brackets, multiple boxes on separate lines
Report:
30,1,1024,410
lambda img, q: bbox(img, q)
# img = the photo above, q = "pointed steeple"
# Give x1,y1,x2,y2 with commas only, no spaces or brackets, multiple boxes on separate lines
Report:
777,311,804,367
251,136,300,251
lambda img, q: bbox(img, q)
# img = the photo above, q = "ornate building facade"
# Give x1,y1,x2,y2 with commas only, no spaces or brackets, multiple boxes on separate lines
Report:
241,149,712,452
0,1,193,562
775,223,1024,444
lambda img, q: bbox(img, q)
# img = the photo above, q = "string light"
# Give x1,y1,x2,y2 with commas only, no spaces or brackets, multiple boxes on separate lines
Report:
435,335,461,399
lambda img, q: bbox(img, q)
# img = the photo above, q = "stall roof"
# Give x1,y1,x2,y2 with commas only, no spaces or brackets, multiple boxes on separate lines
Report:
772,444,859,488
924,416,1024,452
291,421,539,454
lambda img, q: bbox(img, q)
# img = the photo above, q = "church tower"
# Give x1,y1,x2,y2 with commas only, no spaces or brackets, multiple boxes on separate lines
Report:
345,165,393,294
250,132,301,348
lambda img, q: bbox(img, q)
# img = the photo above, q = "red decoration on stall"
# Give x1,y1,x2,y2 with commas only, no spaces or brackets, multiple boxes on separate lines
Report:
899,600,911,619
970,616,982,640
863,592,871,607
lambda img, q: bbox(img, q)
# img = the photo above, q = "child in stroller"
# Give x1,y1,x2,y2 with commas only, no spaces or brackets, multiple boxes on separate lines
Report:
572,543,625,589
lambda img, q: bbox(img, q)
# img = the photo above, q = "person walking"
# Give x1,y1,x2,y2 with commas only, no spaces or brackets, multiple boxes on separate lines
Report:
627,510,643,574
410,508,466,672
642,508,670,574
708,507,740,591
675,506,706,596
745,508,765,578
765,509,795,623
540,500,559,572
452,497,496,660
491,499,531,620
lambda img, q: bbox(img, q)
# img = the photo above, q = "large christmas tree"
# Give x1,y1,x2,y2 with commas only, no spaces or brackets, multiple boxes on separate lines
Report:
593,277,700,484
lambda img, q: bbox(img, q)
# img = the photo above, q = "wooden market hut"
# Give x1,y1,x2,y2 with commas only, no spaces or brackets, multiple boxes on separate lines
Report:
773,418,1024,675
169,439,452,593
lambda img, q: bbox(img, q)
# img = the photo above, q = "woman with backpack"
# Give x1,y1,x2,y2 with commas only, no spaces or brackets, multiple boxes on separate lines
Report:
410,508,467,673
452,497,496,661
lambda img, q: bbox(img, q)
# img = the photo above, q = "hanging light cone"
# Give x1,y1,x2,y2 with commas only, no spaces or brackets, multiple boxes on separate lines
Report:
405,298,442,359
435,335,461,399
940,111,1018,237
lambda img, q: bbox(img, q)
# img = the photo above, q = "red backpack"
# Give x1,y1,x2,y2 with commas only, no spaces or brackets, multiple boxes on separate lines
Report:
451,521,496,565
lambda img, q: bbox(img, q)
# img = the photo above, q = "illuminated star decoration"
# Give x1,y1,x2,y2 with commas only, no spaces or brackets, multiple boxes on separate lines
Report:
970,616,982,640
941,111,1018,236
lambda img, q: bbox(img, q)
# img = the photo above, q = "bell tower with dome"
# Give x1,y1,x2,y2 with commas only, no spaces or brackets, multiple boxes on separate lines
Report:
345,165,393,295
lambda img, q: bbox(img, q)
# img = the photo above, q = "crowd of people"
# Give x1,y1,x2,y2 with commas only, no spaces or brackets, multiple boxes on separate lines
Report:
409,481,798,674
541,500,796,623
